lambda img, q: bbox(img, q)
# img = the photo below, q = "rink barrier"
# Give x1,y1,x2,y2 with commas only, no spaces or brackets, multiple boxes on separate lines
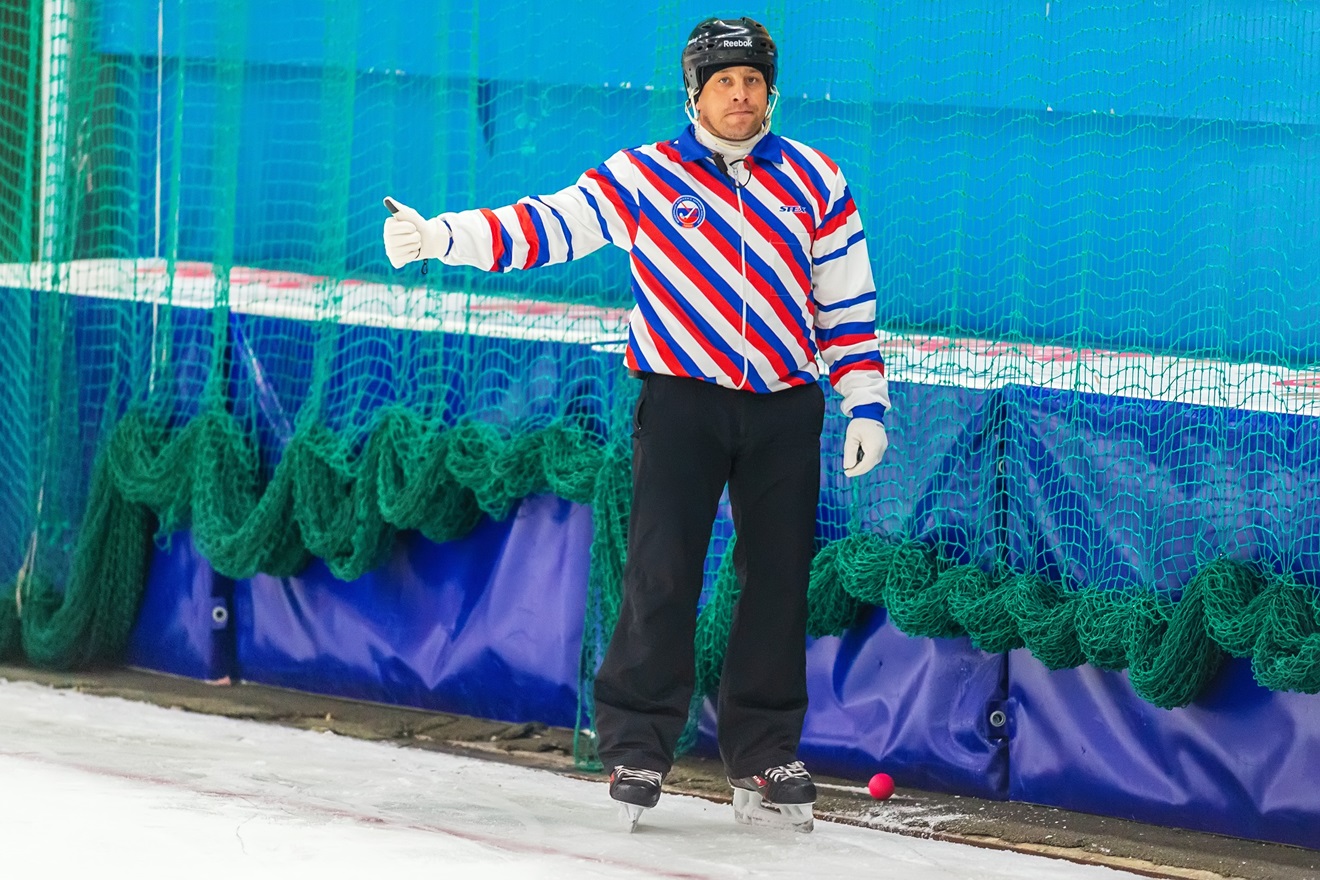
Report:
2,267,1319,846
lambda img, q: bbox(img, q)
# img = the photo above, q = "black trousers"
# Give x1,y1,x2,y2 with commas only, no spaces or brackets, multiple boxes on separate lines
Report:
594,373,824,779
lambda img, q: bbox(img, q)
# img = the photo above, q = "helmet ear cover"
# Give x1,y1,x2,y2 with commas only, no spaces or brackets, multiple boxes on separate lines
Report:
681,17,778,102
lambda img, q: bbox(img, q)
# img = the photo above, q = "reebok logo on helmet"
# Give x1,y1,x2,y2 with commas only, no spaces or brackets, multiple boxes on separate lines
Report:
682,17,779,98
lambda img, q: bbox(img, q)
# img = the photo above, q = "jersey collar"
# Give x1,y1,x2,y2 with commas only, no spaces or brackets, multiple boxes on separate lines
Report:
675,124,785,165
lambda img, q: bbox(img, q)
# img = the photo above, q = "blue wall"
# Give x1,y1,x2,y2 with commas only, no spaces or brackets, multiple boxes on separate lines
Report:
89,0,1320,361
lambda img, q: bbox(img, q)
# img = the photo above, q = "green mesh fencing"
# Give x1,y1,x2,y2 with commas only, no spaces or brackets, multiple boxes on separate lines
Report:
2,0,1320,771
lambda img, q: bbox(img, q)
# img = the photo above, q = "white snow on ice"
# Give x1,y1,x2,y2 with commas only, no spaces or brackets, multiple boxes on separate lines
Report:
0,679,1150,879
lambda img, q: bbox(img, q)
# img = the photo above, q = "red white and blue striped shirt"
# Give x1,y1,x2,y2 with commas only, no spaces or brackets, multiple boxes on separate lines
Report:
435,125,890,421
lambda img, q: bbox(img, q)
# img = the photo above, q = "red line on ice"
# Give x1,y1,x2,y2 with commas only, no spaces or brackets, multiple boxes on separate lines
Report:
2,749,717,880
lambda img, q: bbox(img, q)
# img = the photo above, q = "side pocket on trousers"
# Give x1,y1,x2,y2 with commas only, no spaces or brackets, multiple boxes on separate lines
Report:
631,380,649,437
811,382,826,434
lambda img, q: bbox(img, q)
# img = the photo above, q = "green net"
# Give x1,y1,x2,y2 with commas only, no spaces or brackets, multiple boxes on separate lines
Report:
2,1,1319,770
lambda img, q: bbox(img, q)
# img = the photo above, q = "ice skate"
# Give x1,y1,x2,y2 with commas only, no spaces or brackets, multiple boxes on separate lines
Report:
609,766,663,832
728,761,816,833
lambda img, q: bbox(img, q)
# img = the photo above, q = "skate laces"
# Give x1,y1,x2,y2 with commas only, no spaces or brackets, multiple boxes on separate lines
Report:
613,766,663,786
765,761,809,783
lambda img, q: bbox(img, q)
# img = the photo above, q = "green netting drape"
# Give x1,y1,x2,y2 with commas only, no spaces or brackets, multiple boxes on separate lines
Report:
5,404,1320,720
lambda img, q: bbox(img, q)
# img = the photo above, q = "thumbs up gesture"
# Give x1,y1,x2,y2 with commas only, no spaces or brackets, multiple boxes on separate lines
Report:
382,196,449,269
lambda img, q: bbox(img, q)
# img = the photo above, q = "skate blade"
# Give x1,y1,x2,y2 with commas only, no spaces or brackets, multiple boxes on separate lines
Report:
617,802,646,832
731,788,814,833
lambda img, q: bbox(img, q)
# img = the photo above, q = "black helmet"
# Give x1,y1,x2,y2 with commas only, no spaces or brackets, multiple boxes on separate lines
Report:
681,17,777,101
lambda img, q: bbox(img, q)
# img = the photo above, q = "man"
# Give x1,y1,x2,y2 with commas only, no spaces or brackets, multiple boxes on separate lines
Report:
382,17,890,833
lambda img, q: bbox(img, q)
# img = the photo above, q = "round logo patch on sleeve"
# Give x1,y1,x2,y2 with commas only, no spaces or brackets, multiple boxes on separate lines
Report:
671,195,707,229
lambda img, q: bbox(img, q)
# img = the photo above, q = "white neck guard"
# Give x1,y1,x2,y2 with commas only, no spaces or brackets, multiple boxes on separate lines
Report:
694,122,766,164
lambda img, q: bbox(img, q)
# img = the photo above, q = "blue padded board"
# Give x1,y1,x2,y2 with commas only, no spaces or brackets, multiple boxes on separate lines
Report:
1009,653,1320,849
233,495,593,727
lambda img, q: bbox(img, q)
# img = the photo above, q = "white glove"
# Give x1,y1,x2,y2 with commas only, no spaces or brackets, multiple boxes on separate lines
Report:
843,418,888,478
382,196,450,269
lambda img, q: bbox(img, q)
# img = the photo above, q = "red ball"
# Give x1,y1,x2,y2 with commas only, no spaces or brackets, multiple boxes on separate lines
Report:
867,772,895,800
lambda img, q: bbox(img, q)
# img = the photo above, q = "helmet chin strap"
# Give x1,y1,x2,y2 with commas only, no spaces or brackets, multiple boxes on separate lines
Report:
684,88,779,137
761,89,779,133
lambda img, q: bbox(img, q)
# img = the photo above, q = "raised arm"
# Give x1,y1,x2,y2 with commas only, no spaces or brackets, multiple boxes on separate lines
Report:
382,152,638,272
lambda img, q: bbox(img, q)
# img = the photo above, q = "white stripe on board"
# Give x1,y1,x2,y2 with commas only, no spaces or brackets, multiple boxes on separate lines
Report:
1,258,1316,418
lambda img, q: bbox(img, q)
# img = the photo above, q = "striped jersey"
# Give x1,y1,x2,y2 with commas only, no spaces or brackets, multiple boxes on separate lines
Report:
433,124,890,421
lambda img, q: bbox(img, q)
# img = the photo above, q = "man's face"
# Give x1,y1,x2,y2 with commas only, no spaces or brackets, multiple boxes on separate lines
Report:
694,65,769,141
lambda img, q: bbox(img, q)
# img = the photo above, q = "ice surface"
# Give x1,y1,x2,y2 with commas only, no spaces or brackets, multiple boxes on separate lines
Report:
0,680,1148,879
